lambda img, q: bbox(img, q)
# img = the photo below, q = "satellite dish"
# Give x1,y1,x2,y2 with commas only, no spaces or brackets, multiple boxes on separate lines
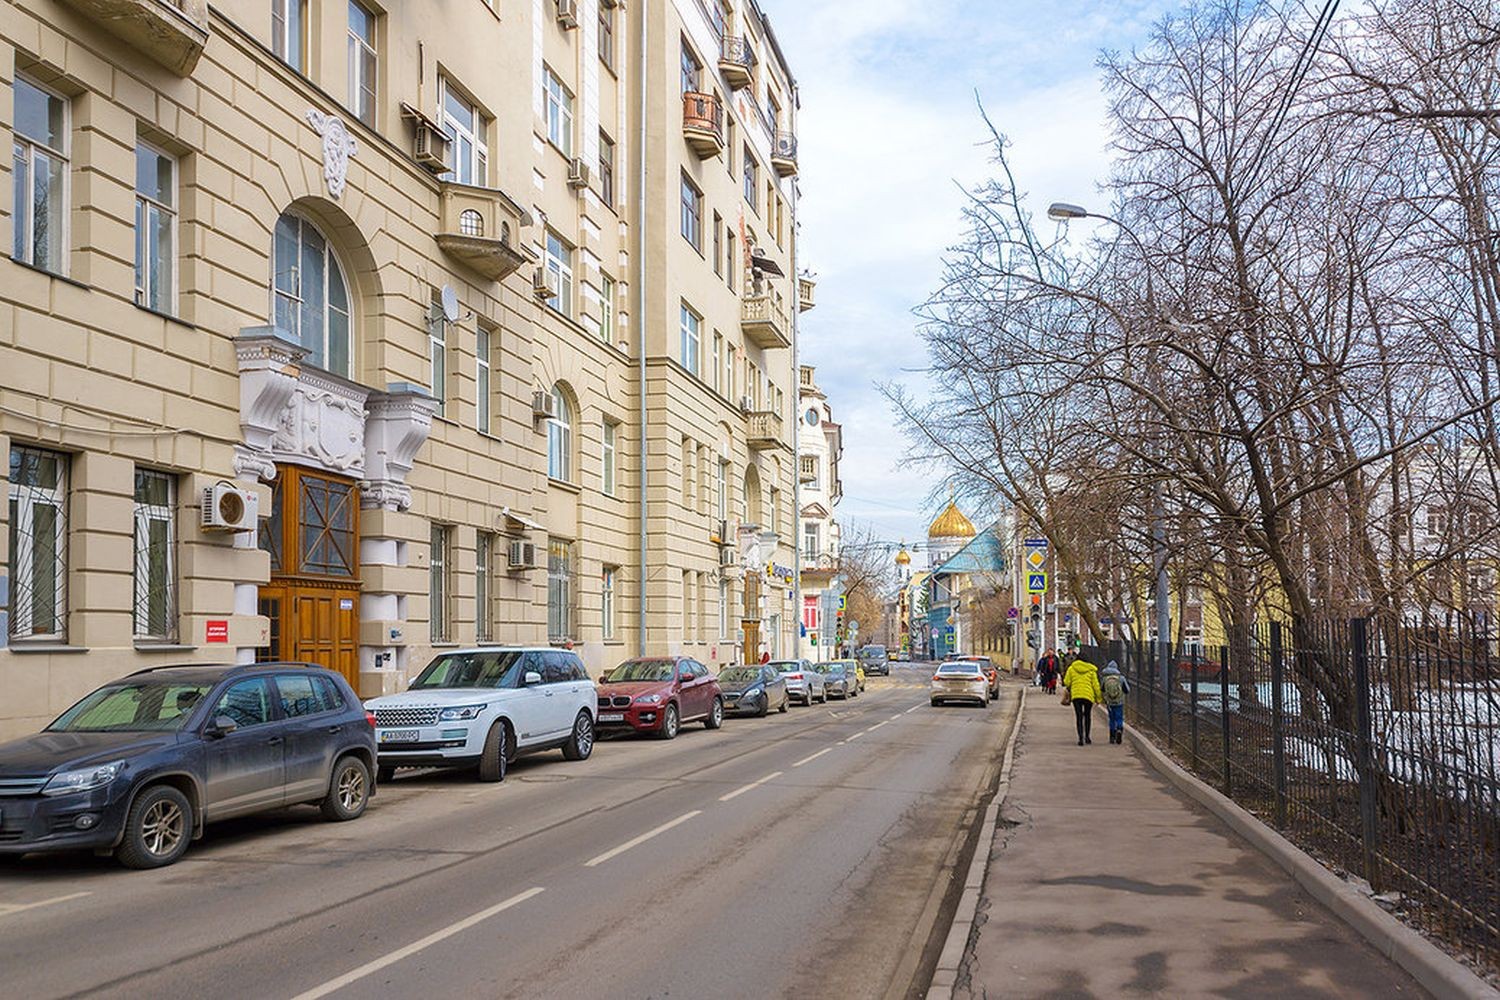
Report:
440,285,461,323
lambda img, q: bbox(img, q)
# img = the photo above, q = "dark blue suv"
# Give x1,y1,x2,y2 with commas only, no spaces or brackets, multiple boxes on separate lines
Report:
0,663,376,868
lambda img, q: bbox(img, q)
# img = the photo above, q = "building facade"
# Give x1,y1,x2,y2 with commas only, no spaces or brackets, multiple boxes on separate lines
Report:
794,363,840,659
0,0,807,739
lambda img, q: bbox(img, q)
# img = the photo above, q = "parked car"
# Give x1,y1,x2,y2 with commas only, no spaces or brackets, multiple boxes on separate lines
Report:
717,665,789,716
930,661,990,707
770,659,826,705
366,647,595,784
596,657,723,739
0,663,375,869
819,662,856,699
857,645,890,676
841,659,867,694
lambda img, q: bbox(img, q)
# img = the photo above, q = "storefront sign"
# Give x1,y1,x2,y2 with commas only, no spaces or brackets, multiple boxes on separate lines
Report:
205,620,230,644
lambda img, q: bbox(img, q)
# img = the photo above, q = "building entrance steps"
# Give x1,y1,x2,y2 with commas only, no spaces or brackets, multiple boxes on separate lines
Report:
955,688,1428,998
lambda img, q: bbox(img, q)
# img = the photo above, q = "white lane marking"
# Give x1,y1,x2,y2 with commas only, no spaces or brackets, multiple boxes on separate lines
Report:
290,887,545,1000
890,714,903,721
0,891,91,917
844,731,864,742
791,747,834,768
906,705,923,714
719,770,784,802
584,811,701,867
867,720,890,733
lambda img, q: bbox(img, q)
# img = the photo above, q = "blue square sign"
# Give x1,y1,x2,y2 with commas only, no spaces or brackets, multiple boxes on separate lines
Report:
1027,572,1047,594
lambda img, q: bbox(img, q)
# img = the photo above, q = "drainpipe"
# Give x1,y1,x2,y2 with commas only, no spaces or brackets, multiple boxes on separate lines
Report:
635,0,649,656
790,144,801,664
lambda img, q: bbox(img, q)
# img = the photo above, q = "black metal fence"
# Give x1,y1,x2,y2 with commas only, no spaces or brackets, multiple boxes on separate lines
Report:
1081,619,1500,973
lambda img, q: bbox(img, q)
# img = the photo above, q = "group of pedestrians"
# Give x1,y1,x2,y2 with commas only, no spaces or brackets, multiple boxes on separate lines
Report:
1034,648,1130,746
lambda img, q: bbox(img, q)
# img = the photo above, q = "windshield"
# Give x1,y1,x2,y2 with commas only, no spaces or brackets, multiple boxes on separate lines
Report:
606,659,676,683
718,667,761,684
49,680,215,733
767,661,802,673
824,665,845,676
411,651,526,690
860,646,887,659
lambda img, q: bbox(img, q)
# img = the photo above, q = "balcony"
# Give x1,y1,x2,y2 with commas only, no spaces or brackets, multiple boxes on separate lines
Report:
60,0,209,75
746,410,784,451
719,36,755,89
798,274,816,312
434,182,537,282
804,552,838,575
799,455,817,484
741,287,791,350
682,92,726,159
771,131,798,177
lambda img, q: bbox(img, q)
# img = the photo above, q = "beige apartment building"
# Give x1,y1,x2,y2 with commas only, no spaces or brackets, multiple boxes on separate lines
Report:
0,0,808,739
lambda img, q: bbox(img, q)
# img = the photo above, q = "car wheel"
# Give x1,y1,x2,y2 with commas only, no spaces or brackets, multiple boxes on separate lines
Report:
377,765,396,785
478,720,509,782
705,697,724,730
931,699,941,707
779,695,789,713
658,703,680,740
116,785,193,869
757,697,770,718
562,709,595,761
321,756,371,822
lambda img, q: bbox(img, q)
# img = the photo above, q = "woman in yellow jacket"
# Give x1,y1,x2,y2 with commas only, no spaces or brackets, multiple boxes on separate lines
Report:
1062,658,1103,745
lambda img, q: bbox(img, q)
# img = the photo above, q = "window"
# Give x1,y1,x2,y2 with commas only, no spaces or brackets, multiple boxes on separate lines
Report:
276,673,337,716
215,678,273,729
133,141,175,313
598,131,615,206
722,338,735,397
273,212,353,377
711,333,723,394
726,222,736,291
272,0,305,70
544,68,574,156
681,42,702,94
712,212,723,275
680,173,702,251
8,446,68,639
12,77,67,273
347,2,378,127
767,91,780,131
439,80,487,186
428,296,447,417
430,523,452,642
680,437,694,507
544,231,574,316
598,3,615,70
476,324,492,433
804,520,819,560
598,273,615,342
602,420,618,496
602,566,617,640
718,579,729,638
770,487,782,534
133,469,175,641
743,147,758,211
804,456,819,489
709,0,729,38
548,539,575,641
476,531,494,643
679,303,701,376
296,472,357,576
547,385,572,481
717,459,729,520
682,570,693,638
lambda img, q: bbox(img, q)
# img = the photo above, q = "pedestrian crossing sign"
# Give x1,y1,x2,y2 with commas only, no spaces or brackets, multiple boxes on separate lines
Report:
1027,572,1047,594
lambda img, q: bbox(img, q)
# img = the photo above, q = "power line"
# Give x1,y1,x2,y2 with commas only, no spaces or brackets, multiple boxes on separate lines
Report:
1239,0,1342,197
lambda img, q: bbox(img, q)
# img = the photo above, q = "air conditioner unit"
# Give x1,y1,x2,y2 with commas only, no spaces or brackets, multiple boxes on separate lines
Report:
532,389,558,420
201,483,259,533
508,539,540,571
566,157,591,190
533,265,559,300
739,395,754,413
556,0,579,28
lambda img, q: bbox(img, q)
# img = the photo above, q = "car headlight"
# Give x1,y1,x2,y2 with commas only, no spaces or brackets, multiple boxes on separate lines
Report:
438,705,485,721
42,760,124,796
634,693,663,705
743,685,763,697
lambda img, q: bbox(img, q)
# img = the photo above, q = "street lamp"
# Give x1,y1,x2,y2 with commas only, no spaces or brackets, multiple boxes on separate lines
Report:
1048,199,1171,684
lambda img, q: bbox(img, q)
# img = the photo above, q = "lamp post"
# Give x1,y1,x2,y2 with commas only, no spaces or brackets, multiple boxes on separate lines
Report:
1048,201,1170,684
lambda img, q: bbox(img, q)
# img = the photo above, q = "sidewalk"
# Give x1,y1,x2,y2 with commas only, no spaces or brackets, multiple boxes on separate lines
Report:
957,690,1427,998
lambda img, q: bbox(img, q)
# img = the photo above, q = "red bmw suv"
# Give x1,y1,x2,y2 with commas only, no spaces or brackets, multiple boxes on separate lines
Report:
595,657,724,739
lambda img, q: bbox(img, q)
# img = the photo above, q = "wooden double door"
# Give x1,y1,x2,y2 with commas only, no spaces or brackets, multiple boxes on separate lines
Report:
257,466,362,690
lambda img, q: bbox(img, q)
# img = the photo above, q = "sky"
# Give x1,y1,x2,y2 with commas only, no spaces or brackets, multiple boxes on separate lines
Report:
760,0,1175,568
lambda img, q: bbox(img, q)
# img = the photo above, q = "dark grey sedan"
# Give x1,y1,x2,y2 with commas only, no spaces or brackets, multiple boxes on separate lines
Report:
717,665,789,716
819,662,856,699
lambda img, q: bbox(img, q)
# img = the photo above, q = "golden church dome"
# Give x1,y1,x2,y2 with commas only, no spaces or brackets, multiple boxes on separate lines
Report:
894,547,912,566
928,501,977,540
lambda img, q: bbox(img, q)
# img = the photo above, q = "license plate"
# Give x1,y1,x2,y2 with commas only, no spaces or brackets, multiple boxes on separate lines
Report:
379,729,420,744
599,712,625,723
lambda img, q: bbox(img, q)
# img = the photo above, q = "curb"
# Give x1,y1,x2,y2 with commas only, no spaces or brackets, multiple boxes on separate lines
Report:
925,687,1027,1000
1128,728,1498,1000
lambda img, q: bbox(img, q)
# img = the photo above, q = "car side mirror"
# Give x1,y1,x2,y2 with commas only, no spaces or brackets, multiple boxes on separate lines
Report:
523,671,543,686
207,715,238,738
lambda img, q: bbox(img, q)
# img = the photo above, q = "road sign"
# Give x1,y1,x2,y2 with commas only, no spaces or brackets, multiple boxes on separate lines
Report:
848,619,859,632
837,595,847,612
1027,572,1047,594
1024,538,1049,548
1025,550,1046,570
1006,607,1018,619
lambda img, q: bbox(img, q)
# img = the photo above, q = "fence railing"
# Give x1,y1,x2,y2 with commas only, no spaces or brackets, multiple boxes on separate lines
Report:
1081,618,1499,973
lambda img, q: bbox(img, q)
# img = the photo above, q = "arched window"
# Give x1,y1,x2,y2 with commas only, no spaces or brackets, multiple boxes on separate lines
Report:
547,385,572,482
272,212,352,378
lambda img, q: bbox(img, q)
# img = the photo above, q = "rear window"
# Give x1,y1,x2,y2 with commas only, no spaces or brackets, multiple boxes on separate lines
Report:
937,663,981,675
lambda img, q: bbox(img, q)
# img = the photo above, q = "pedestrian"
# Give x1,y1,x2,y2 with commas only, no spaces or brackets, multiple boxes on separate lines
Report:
1100,659,1130,744
1038,648,1060,695
1061,656,1102,745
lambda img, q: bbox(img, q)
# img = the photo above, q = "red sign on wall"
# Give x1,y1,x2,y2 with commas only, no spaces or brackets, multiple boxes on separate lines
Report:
205,620,230,644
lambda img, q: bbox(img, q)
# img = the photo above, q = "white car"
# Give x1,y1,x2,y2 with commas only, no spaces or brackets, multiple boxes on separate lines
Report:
930,661,989,707
366,647,596,782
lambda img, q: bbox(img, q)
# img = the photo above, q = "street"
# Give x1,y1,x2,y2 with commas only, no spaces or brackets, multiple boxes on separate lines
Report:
0,666,1015,1000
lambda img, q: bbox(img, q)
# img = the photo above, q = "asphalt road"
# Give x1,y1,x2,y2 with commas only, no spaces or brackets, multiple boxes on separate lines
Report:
0,665,1016,1000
